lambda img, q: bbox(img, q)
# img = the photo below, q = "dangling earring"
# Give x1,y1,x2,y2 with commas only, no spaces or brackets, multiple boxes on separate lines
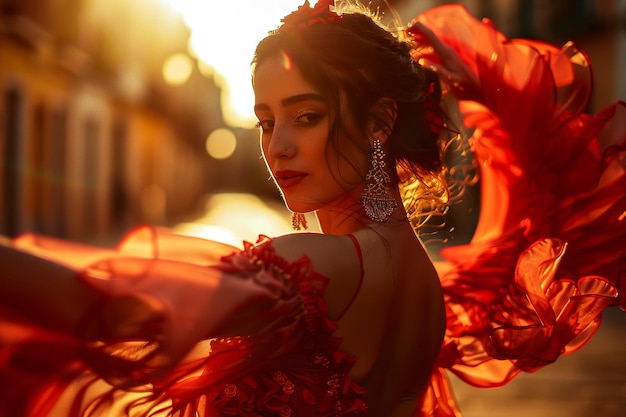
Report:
361,138,397,222
291,212,308,231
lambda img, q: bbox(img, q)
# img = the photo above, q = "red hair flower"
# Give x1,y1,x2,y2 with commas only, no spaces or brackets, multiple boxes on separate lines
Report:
280,0,341,30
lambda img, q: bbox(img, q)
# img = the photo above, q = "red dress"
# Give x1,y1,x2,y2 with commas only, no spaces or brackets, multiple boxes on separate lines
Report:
0,5,624,417
410,4,625,416
0,228,367,417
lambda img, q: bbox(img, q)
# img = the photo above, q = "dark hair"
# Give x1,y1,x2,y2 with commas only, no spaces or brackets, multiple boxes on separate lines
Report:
252,9,456,228
252,7,452,223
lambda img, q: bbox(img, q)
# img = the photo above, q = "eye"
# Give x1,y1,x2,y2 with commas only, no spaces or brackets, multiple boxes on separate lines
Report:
294,112,322,126
255,119,274,133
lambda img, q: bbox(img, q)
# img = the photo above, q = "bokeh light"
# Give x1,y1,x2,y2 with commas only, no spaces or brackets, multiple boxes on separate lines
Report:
206,128,237,160
162,53,194,86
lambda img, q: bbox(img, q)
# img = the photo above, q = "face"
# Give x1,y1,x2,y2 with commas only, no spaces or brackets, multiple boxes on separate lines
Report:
253,53,368,215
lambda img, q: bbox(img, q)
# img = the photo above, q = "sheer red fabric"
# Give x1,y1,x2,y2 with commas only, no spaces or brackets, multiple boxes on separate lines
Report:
0,228,366,417
411,5,625,416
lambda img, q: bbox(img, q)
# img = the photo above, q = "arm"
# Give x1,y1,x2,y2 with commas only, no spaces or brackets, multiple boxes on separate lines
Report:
1,230,330,389
0,244,101,337
0,226,245,342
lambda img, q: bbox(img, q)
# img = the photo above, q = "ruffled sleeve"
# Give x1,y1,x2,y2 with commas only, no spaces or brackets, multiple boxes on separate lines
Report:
411,5,625,417
1,227,366,417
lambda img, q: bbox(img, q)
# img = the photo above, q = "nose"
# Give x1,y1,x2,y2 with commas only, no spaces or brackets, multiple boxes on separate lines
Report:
267,123,295,159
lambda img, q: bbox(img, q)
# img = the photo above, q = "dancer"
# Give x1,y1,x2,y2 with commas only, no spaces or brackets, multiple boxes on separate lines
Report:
0,1,624,416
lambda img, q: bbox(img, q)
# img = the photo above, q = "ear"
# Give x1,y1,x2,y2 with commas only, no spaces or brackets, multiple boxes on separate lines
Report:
367,98,398,145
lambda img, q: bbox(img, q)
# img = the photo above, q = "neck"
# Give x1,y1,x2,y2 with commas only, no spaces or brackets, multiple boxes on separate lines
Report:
314,186,407,235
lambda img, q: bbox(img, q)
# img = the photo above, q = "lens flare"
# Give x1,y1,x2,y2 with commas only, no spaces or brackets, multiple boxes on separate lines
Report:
280,50,293,71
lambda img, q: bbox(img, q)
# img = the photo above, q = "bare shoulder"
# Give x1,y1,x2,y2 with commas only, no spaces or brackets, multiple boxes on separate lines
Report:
266,233,364,318
267,232,359,278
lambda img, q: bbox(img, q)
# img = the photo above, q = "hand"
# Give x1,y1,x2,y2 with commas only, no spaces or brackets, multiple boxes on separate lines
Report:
409,21,482,102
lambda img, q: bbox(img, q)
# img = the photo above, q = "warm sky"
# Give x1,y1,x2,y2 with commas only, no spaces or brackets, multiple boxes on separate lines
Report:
162,0,313,128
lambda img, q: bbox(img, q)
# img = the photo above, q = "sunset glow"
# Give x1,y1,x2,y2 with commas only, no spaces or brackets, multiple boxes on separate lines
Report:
163,0,312,128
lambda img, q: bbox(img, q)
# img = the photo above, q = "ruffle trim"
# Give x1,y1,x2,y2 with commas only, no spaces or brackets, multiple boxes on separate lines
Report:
207,235,368,416
412,4,625,417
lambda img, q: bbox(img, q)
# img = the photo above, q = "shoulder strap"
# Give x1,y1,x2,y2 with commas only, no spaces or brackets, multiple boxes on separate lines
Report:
336,234,365,321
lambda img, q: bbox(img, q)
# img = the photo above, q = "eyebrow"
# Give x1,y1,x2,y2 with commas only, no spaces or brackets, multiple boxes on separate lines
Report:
254,93,325,112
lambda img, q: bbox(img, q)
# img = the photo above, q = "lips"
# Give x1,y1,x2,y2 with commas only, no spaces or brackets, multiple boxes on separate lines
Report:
274,170,307,189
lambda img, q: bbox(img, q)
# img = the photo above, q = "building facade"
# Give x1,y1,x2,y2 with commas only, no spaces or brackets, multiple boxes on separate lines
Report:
0,0,227,242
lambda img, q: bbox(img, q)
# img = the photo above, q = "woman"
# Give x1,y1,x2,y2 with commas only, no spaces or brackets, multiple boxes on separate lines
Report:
0,1,624,416
1,1,447,415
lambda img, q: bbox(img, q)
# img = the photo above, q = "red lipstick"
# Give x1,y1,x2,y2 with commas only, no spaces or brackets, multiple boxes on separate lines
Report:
274,170,307,189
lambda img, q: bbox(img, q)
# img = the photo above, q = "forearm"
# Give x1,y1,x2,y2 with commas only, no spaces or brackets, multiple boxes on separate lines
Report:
0,244,101,336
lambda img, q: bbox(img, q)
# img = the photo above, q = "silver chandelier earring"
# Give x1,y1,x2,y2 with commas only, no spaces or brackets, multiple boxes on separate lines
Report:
291,212,308,231
361,138,397,222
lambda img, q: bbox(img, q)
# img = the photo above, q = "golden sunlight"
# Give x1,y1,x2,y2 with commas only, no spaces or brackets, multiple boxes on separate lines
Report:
174,193,295,245
161,0,312,128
